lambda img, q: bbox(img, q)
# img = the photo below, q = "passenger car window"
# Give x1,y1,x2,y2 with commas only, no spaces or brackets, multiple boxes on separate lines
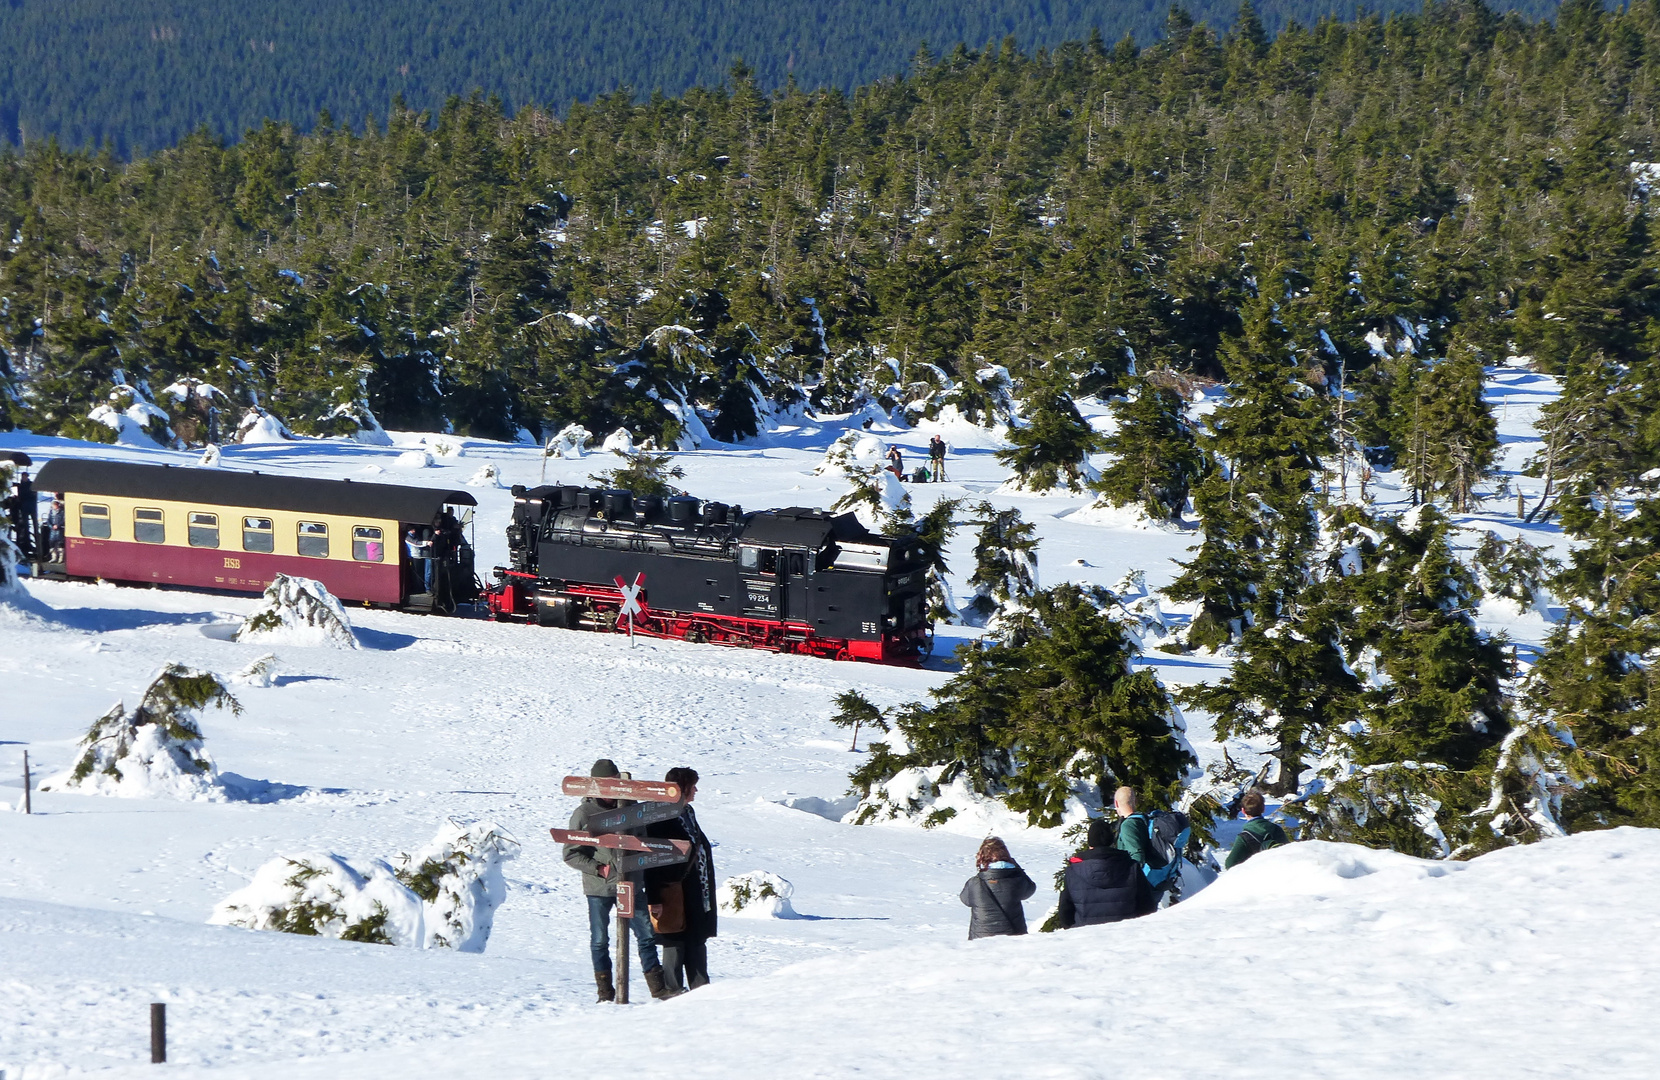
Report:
243,516,275,553
352,525,384,562
297,521,329,558
134,507,165,544
188,512,219,548
79,503,112,539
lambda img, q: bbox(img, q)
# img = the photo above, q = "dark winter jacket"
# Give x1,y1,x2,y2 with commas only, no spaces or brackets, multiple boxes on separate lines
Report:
960,861,1037,939
645,805,717,942
563,797,624,897
1225,817,1290,869
1055,847,1155,928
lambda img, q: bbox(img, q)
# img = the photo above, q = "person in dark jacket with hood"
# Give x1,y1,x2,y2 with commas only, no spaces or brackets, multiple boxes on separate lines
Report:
1055,818,1155,928
563,758,672,1002
645,766,717,991
960,836,1037,939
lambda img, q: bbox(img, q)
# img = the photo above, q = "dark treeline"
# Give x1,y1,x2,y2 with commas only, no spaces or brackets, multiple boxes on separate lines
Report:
0,0,1652,454
0,0,1559,155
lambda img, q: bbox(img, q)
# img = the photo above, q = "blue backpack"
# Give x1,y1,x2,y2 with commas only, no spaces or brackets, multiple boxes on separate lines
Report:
1132,810,1192,890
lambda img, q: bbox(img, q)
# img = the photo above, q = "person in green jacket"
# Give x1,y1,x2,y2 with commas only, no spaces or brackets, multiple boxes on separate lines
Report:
1225,789,1289,869
1113,786,1153,866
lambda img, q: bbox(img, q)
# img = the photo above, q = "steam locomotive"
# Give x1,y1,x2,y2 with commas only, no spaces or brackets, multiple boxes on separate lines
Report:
486,484,932,664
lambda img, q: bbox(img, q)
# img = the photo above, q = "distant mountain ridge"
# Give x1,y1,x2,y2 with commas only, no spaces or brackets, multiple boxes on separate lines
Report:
0,0,1558,155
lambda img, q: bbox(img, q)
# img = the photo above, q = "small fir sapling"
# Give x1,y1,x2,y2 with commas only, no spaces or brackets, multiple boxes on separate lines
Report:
826,432,911,529
211,852,425,946
965,502,1037,628
718,871,795,917
1472,532,1556,615
236,574,359,649
41,664,242,800
829,689,888,751
231,653,281,687
587,446,686,496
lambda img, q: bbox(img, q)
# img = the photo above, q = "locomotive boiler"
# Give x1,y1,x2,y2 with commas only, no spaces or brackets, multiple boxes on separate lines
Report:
487,484,931,663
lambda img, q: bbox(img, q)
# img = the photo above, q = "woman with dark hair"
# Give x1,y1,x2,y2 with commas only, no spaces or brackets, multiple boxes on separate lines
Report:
645,766,717,990
960,837,1037,939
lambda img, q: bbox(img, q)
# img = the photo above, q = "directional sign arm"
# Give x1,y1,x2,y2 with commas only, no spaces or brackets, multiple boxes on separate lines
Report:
562,776,681,801
549,829,691,855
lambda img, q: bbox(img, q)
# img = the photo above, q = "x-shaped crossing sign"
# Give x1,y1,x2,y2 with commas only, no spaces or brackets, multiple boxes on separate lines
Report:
614,572,646,643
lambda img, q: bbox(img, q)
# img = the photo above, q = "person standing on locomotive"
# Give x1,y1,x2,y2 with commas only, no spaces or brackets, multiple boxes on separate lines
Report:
645,766,717,992
562,758,676,1002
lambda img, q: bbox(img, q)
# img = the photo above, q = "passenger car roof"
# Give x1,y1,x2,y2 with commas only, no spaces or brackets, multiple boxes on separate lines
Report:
33,458,476,524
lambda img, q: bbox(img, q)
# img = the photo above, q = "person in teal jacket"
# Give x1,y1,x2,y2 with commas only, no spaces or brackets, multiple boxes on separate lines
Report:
1113,786,1155,867
1225,789,1289,869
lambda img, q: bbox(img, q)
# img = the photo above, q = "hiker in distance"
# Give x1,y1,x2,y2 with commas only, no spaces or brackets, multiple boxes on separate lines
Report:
563,758,678,1002
960,836,1037,939
1054,818,1154,928
1225,789,1289,869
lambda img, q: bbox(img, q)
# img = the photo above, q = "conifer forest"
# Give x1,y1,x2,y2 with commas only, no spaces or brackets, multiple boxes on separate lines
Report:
5,0,1660,856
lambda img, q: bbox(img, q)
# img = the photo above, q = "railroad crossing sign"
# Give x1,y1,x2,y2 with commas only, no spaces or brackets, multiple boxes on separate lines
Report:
554,773,689,1004
614,572,646,644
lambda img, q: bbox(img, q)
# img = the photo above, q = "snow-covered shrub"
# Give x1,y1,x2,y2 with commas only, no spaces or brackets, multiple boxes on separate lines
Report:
467,463,503,488
395,449,434,469
235,574,358,649
718,871,795,918
199,444,223,467
825,433,910,529
89,388,173,448
212,820,520,952
231,653,280,687
210,853,425,946
393,819,521,951
601,427,635,455
547,423,593,459
232,407,294,444
426,435,464,458
1109,569,1169,647
41,664,241,800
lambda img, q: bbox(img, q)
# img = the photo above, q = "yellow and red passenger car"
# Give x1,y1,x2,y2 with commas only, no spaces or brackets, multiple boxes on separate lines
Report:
32,459,477,610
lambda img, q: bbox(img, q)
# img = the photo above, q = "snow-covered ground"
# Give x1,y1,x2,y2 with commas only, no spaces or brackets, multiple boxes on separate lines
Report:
2,365,1649,1077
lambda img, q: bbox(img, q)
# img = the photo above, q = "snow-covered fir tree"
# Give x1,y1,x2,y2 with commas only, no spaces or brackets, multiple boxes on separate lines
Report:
236,575,359,648
1166,297,1333,649
965,502,1037,629
41,664,242,800
995,374,1101,493
588,446,686,497
1092,374,1201,522
392,819,521,952
912,497,964,624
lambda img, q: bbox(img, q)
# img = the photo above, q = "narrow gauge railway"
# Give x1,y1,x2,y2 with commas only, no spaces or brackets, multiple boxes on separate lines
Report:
487,483,931,664
24,459,480,613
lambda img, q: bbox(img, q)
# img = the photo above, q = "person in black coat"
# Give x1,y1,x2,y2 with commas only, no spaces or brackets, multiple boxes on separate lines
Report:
645,765,717,991
1055,818,1155,928
960,836,1037,939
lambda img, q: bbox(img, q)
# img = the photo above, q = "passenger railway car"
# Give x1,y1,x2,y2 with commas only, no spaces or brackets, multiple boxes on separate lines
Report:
487,484,932,663
30,459,479,612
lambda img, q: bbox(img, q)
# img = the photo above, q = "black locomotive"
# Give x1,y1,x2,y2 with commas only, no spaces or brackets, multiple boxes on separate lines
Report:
486,484,931,663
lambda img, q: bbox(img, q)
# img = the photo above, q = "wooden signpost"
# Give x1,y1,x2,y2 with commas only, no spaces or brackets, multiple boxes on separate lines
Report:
553,774,689,1004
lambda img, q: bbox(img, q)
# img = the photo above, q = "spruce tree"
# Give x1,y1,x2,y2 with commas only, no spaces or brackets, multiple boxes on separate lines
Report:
965,502,1037,627
588,448,687,497
1092,374,1200,522
1400,346,1499,512
995,375,1102,493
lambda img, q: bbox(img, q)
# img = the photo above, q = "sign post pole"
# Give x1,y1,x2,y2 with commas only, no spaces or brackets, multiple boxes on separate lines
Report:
615,880,632,1005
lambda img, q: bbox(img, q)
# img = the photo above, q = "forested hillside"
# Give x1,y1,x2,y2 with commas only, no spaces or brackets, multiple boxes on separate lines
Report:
5,0,1660,856
0,0,1556,154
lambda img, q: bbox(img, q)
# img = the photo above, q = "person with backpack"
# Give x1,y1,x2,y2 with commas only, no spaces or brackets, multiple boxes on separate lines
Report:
960,837,1037,939
1225,789,1289,869
1055,818,1154,928
1113,786,1191,901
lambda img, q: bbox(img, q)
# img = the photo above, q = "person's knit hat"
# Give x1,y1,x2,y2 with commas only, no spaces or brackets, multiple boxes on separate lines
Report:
590,758,621,779
1087,817,1115,849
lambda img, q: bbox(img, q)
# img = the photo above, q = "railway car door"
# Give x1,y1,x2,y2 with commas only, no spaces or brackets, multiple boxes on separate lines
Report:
780,549,809,623
738,545,781,619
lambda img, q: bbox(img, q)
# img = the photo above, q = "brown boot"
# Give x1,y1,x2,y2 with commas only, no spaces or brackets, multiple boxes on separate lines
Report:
643,967,684,1000
594,971,616,1003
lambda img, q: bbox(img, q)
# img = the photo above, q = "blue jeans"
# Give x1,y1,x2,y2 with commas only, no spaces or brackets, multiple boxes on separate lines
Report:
587,894,660,975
